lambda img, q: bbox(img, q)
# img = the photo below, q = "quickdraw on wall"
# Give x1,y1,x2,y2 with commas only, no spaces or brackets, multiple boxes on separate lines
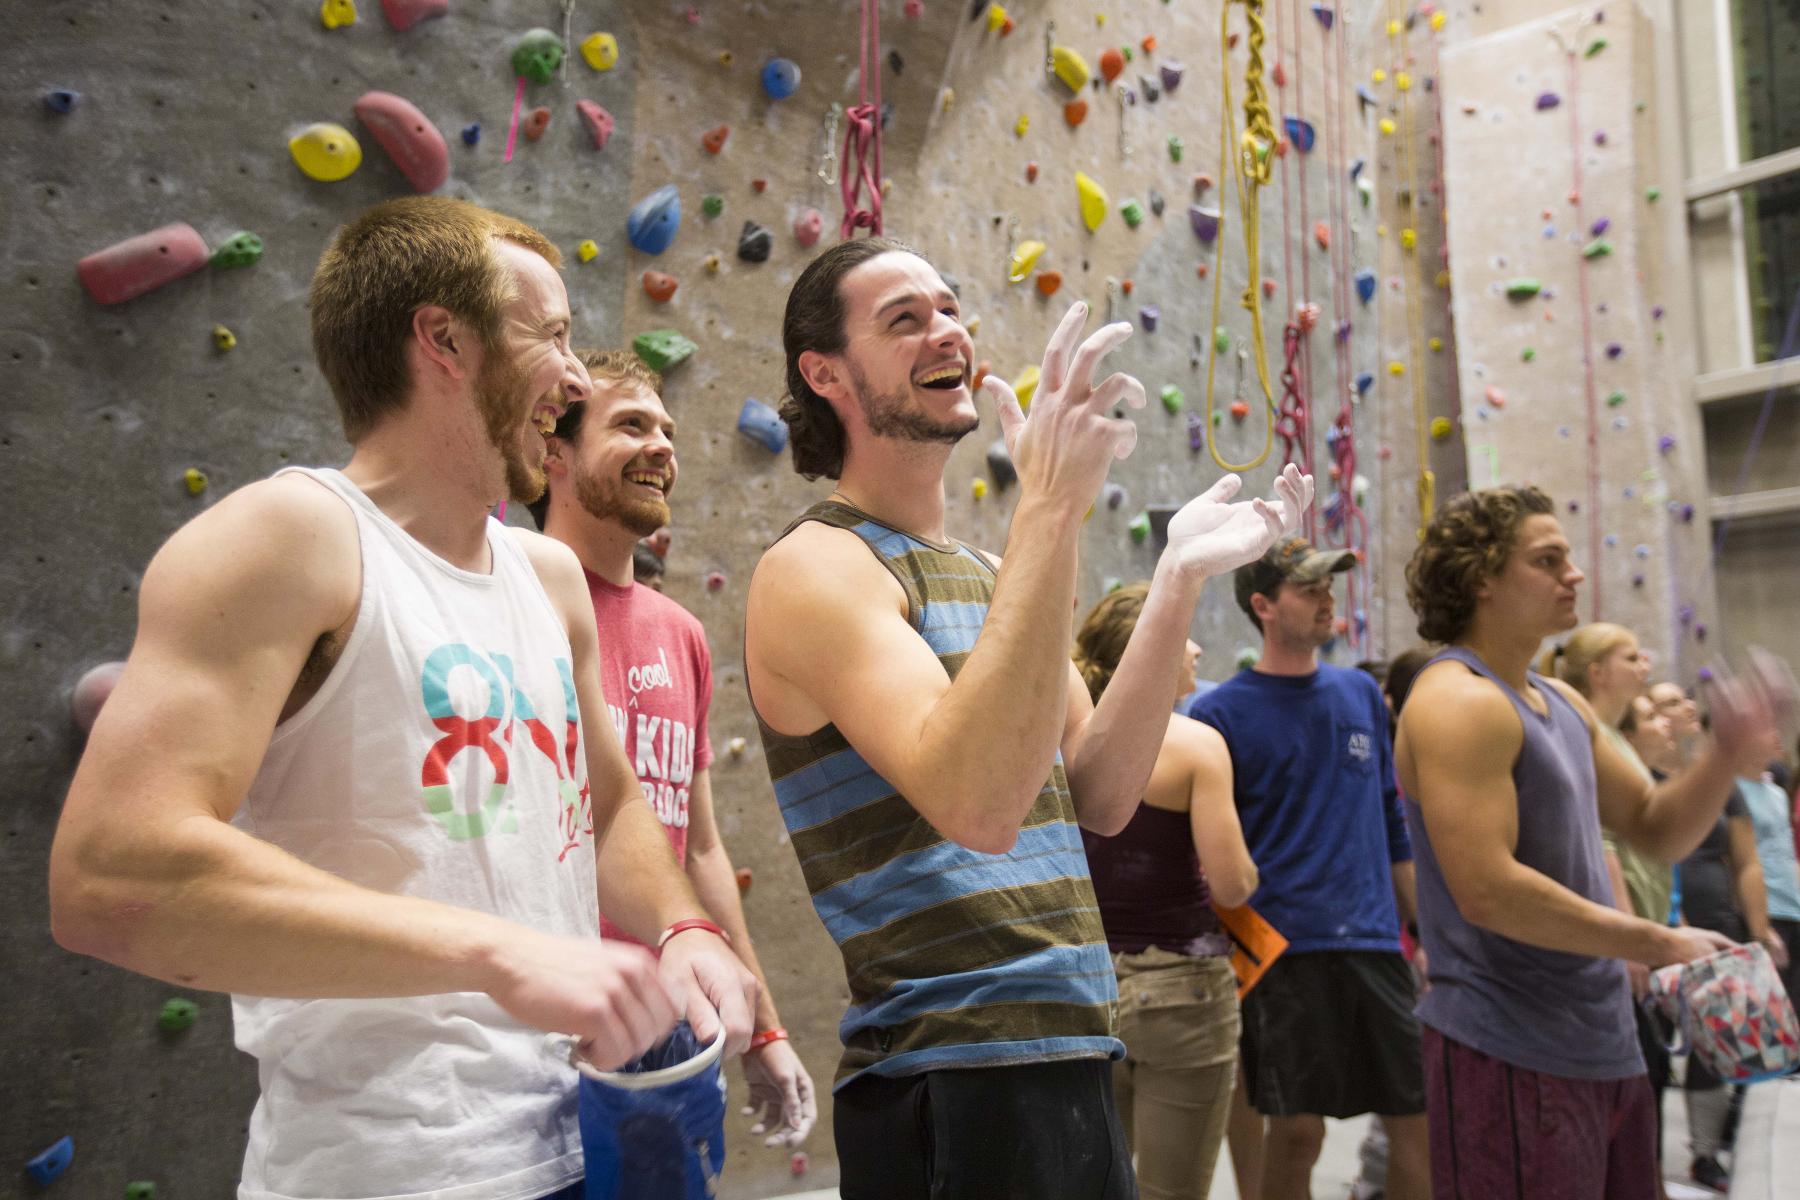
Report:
838,0,884,237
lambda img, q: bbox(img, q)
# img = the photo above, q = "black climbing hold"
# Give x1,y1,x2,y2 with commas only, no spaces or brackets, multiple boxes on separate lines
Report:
736,220,773,263
881,101,895,130
43,89,80,114
1148,188,1165,217
889,49,904,75
985,439,1017,490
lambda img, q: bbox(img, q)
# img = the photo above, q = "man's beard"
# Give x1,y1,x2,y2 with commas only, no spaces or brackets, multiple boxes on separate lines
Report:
474,348,547,504
849,361,978,446
572,457,670,537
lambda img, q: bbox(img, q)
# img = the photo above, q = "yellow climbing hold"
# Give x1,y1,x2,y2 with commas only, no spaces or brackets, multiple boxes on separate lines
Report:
1372,68,1387,84
289,122,362,182
1401,228,1417,251
1388,360,1406,376
1008,240,1046,283
580,32,620,71
212,324,236,351
1050,45,1091,92
1396,72,1412,92
1430,416,1453,440
986,3,1008,33
1387,18,1402,36
1430,10,1447,31
319,0,357,29
1379,118,1396,136
1014,114,1030,137
577,239,599,263
972,478,989,500
184,468,209,495
1435,269,1452,289
1429,337,1443,352
1013,364,1042,410
1075,171,1109,232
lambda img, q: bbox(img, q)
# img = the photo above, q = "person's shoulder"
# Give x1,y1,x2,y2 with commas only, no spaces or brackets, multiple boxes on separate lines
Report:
633,581,708,637
1167,711,1229,760
504,523,584,581
749,514,898,611
162,472,358,580
1403,657,1517,739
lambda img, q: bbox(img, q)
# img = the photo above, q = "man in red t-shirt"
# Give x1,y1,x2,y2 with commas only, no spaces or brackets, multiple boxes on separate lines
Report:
531,349,817,1148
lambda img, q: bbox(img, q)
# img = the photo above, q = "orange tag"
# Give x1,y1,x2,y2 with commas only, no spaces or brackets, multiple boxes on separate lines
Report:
1213,903,1288,999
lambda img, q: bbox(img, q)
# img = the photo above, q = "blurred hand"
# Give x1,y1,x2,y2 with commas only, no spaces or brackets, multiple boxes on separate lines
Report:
1650,925,1735,968
1705,647,1798,775
740,1038,818,1147
1761,928,1789,970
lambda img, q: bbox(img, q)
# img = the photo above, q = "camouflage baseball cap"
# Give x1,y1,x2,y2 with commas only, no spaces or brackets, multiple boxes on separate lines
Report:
1234,536,1357,618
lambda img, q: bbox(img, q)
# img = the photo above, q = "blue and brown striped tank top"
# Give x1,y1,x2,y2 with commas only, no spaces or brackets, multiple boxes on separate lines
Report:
753,500,1122,1091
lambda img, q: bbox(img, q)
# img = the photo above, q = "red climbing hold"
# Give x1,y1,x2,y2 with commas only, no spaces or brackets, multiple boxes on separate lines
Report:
1064,99,1088,126
973,361,991,391
751,178,767,193
576,99,614,149
1035,270,1063,296
642,271,678,303
1196,263,1209,278
354,90,448,192
735,867,754,892
1262,278,1277,297
77,223,208,305
1272,61,1287,87
1025,161,1039,182
380,0,447,32
523,106,551,141
1099,48,1124,83
702,125,729,154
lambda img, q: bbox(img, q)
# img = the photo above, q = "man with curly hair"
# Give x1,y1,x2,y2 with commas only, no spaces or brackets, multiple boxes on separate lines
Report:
1395,486,1793,1200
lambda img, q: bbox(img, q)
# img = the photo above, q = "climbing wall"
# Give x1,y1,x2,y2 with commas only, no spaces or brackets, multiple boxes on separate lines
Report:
2,2,1402,1196
1439,2,1714,674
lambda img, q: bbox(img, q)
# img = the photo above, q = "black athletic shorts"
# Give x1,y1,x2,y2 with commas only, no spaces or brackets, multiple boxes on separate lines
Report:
835,1057,1138,1199
1240,949,1426,1119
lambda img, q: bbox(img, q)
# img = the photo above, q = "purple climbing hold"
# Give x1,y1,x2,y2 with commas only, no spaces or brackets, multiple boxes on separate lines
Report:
1187,413,1205,452
1606,342,1623,358
461,122,480,146
1680,503,1696,523
1678,604,1695,625
1651,305,1665,319
1536,92,1561,110
1160,63,1184,92
1591,217,1610,237
1139,305,1161,332
1104,482,1126,510
1695,623,1708,642
1349,156,1366,181
1697,666,1714,683
1594,130,1607,145
1657,434,1676,453
1336,319,1352,342
1188,205,1221,243
1310,3,1335,31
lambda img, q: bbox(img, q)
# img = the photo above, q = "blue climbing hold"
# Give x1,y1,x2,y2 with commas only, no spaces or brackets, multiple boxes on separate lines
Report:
627,185,682,255
1354,268,1377,306
1354,371,1374,396
1349,156,1366,181
737,398,788,453
43,89,80,114
1356,85,1377,113
1283,116,1316,153
27,1137,74,1185
1310,4,1335,31
461,122,480,146
761,57,802,100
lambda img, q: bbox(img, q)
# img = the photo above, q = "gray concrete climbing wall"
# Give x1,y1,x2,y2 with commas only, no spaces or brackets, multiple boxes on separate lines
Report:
3,1,1410,1196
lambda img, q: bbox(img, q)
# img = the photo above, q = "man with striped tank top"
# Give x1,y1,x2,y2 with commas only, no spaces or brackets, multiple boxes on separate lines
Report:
1395,485,1793,1200
744,237,1313,1198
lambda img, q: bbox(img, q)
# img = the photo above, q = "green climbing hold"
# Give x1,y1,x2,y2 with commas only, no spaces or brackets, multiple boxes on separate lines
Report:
210,232,264,269
1212,411,1224,427
1120,199,1144,228
1505,278,1543,300
1160,384,1184,414
1214,326,1230,353
159,998,198,1032
1104,576,1124,593
1582,238,1613,259
1167,134,1183,163
1234,646,1259,671
1521,347,1536,362
1128,511,1151,543
126,1183,157,1200
1605,389,1626,407
1122,45,1134,62
702,193,724,218
1645,186,1662,202
633,329,697,372
511,28,564,84
1585,37,1608,57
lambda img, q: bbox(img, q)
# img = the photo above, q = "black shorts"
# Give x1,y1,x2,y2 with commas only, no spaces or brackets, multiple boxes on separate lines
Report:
1240,949,1425,1119
835,1057,1137,1199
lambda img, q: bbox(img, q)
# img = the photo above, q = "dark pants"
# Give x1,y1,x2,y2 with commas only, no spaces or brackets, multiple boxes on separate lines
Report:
836,1057,1138,1200
540,1186,582,1199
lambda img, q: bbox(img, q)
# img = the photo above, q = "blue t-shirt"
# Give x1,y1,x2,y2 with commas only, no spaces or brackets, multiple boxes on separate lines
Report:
1184,665,1410,953
1739,776,1800,923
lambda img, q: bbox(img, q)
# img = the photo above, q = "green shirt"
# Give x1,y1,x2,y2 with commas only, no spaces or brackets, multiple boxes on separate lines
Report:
1598,723,1673,924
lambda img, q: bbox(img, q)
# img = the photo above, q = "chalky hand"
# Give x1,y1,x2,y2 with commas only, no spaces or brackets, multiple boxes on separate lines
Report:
1162,464,1314,580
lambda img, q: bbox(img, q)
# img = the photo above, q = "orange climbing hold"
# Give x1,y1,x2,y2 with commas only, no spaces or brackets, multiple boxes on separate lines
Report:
1272,61,1287,87
1064,99,1088,126
1036,270,1063,296
1262,278,1277,297
1141,36,1157,53
523,106,551,141
1120,279,1134,295
702,125,729,154
973,361,992,391
1025,161,1039,182
642,271,678,303
1314,221,1330,250
751,178,767,193
1194,173,1213,192
1196,262,1209,278
1230,400,1251,420
1099,47,1124,82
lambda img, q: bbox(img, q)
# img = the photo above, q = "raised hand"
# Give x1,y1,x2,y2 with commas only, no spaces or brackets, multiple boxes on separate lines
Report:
983,301,1147,514
1161,463,1315,580
1705,646,1798,775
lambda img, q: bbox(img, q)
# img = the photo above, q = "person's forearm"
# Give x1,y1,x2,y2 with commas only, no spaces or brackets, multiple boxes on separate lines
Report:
687,842,782,1031
1453,856,1676,964
51,814,511,998
1064,558,1206,834
1737,860,1774,943
1391,861,1419,929
1629,747,1741,862
910,494,1085,849
593,797,709,942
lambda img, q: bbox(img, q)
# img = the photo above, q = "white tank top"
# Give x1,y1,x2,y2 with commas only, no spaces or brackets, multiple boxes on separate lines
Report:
231,468,597,1200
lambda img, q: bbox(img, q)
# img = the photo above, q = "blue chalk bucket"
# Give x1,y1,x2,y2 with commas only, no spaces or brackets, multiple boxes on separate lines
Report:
570,1022,727,1200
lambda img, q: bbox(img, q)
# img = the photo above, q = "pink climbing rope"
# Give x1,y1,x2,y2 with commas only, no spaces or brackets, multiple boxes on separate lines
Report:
1567,47,1603,620
503,76,527,163
839,0,884,237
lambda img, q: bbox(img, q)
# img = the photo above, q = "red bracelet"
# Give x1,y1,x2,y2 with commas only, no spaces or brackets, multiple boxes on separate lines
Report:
746,1027,789,1053
657,917,728,950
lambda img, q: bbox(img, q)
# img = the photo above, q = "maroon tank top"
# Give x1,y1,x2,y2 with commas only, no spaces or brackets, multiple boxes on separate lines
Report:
1082,803,1227,955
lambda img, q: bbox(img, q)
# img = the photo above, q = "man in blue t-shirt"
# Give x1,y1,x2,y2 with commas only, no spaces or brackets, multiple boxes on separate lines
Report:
1184,537,1427,1200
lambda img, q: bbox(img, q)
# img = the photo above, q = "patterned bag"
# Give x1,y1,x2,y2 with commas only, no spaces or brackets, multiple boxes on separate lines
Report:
1648,943,1800,1084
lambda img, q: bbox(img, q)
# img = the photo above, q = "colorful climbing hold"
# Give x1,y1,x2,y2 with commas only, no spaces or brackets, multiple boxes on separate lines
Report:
1120,199,1144,228
184,467,209,494
985,439,1016,489
704,571,726,592
43,88,81,114
1099,46,1125,83
26,1138,74,1186
1167,134,1184,163
1283,116,1316,153
1104,483,1126,510
1535,92,1561,110
633,330,697,372
320,0,357,29
1354,268,1377,305
1521,347,1536,362
1014,114,1030,137
971,478,988,500
355,91,448,192
212,325,236,352
1138,305,1160,331
1128,511,1152,543
1229,400,1250,420
577,240,598,263
627,185,681,255
77,223,209,305
159,997,199,1032
1378,118,1396,136
1064,99,1089,126
1313,221,1330,251
574,100,614,150
1582,238,1613,259
289,122,362,181
511,29,564,84
1050,45,1090,92
793,208,824,248
761,57,802,99
1189,205,1221,243
1429,416,1452,440
702,125,729,154
1035,270,1063,296
461,122,480,146
1161,63,1185,92
1007,240,1045,282
1605,389,1626,407
1012,364,1041,410
1505,278,1543,300
1400,227,1417,251
1072,173,1101,232
1025,161,1039,182
642,271,677,303
737,221,773,263
126,1182,157,1200
580,31,619,70
1388,361,1406,376
702,193,724,218
1484,387,1505,408
1160,384,1184,415
210,232,264,269
1646,185,1662,202
523,106,551,141
1355,371,1374,396
380,0,446,31
1585,36,1608,57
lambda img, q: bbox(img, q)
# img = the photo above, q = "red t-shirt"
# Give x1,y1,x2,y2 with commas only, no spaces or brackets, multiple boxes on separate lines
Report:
585,570,714,943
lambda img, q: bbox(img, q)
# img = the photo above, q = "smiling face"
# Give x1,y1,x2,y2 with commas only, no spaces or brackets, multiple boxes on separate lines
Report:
825,251,979,450
561,377,677,537
1478,513,1586,641
472,240,591,503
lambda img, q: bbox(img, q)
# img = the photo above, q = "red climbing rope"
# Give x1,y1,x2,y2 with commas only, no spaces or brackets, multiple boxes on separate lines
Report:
839,0,884,238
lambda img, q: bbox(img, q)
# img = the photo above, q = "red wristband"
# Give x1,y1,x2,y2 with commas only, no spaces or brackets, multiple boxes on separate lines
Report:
656,917,728,950
746,1027,789,1053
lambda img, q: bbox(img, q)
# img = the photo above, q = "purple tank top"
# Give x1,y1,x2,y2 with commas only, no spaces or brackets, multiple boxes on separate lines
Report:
1408,647,1643,1079
1082,803,1228,956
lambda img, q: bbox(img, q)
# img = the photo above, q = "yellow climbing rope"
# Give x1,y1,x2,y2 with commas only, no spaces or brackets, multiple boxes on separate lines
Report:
1390,1,1436,533
1203,0,1277,473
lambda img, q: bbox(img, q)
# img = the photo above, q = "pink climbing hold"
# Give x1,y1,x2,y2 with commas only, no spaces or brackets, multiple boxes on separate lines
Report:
354,91,448,192
77,222,208,305
381,0,447,31
794,207,824,248
576,99,615,149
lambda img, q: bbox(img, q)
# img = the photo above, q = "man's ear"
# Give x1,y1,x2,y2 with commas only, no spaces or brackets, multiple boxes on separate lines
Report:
411,305,470,381
542,436,570,480
1249,591,1277,627
797,349,846,403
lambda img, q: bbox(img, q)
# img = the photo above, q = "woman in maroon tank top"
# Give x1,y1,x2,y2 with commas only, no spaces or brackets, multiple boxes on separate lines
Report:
1074,584,1259,1200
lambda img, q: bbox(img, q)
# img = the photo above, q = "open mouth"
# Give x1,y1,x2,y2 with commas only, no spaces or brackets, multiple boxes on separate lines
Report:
529,401,562,435
914,363,968,391
624,469,669,494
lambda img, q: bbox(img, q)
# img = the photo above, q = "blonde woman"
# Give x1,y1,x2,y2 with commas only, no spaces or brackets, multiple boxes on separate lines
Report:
1074,583,1258,1200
